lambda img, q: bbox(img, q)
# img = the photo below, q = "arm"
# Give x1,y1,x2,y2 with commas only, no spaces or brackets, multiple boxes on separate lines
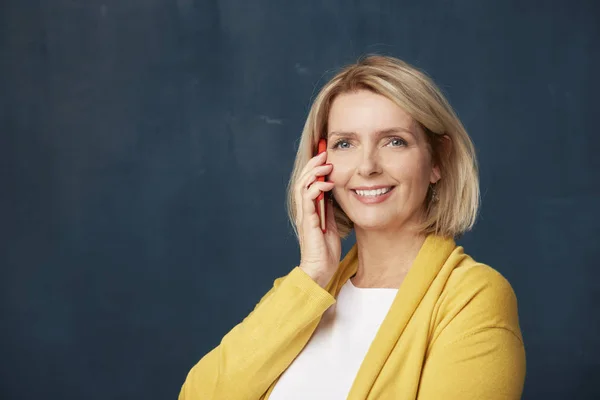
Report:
178,267,335,400
417,266,526,399
417,326,526,399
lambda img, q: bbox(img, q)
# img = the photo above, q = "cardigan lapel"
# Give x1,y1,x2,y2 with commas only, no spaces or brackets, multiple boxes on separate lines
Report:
262,234,457,400
337,234,457,399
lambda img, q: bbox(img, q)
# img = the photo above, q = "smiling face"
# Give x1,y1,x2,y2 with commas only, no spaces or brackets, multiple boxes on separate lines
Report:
326,90,441,232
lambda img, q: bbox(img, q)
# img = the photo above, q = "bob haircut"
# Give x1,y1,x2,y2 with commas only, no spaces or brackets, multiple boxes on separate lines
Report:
286,55,480,239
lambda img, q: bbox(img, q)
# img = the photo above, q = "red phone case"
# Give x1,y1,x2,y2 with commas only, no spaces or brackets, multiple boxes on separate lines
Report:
316,138,327,233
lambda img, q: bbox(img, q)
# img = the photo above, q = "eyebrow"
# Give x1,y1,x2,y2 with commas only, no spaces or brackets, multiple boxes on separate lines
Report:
328,127,415,139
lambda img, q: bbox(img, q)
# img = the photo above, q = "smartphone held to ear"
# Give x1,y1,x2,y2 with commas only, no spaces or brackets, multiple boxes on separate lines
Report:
316,138,327,233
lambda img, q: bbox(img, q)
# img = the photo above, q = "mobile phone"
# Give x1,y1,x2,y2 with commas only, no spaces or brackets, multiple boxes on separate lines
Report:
315,138,327,233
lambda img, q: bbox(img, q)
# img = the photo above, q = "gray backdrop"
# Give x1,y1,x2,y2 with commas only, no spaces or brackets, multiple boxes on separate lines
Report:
1,0,599,399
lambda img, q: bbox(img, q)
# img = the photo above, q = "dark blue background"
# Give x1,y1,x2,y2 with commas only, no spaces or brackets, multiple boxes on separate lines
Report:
2,0,599,398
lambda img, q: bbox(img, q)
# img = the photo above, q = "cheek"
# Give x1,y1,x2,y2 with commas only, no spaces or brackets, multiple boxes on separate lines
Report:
326,160,352,184
384,161,431,200
394,153,432,180
328,164,352,202
405,161,434,199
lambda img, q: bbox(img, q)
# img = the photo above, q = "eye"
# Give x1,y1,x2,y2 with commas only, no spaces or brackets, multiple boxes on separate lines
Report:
387,137,407,147
332,139,351,149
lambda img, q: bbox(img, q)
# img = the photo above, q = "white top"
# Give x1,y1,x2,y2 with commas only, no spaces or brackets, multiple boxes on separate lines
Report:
269,278,398,399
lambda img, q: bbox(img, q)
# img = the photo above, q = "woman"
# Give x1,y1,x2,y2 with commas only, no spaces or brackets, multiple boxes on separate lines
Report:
179,55,526,399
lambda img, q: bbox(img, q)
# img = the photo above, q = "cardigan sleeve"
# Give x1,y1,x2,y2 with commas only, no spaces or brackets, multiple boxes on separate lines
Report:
178,267,335,400
416,326,526,399
416,265,526,399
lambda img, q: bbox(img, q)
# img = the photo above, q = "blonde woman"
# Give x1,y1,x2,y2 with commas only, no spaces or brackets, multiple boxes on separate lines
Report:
179,55,526,399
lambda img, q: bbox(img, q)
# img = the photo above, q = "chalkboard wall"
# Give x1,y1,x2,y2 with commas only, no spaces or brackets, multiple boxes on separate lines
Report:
1,0,599,398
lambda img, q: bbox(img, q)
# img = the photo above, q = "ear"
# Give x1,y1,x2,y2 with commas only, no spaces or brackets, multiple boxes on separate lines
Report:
430,134,452,184
430,165,441,184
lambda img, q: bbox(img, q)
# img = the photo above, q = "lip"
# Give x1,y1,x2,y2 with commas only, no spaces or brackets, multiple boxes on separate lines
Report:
351,186,395,204
351,185,394,190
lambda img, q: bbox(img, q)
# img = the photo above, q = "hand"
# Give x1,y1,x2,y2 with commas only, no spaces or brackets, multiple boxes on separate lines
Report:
294,151,341,288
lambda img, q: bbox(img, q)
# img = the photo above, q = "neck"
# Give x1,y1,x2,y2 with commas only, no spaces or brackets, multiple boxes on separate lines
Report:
352,224,427,289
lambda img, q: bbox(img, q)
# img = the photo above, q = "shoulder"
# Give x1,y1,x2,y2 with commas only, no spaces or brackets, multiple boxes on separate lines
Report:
446,251,517,307
433,248,523,344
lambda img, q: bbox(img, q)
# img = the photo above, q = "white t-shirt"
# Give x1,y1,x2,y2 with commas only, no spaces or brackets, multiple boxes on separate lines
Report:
269,277,398,399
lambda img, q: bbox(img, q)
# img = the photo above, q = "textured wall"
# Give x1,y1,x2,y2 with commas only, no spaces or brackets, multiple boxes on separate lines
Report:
1,0,599,398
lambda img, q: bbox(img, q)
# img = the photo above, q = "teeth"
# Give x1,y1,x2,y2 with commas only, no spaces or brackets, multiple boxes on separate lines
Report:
355,187,392,197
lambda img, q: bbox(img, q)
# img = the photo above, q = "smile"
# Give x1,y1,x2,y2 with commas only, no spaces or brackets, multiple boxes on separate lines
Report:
350,186,396,204
352,187,394,197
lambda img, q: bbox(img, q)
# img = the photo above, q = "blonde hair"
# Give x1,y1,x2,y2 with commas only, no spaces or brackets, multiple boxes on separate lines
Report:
286,55,480,239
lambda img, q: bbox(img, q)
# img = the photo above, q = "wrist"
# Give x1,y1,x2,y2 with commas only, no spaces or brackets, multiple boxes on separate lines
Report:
299,264,332,288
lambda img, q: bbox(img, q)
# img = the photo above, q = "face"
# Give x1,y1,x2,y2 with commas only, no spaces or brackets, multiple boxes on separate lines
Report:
326,90,441,232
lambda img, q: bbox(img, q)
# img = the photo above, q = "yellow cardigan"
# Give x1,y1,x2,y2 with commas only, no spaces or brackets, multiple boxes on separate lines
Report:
179,234,526,399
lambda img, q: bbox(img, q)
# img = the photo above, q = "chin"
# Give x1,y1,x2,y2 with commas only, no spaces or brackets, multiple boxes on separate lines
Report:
351,215,399,231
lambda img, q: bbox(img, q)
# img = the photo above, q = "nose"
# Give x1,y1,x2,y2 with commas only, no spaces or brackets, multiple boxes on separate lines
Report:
357,147,382,177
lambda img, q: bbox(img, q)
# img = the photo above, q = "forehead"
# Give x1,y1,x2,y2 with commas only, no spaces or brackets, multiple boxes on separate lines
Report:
327,90,416,134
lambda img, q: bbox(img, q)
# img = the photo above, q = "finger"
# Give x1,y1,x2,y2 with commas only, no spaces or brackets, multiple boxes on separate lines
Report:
302,150,328,173
296,152,328,186
295,163,333,226
298,163,333,191
294,182,307,232
302,181,335,216
294,185,303,230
